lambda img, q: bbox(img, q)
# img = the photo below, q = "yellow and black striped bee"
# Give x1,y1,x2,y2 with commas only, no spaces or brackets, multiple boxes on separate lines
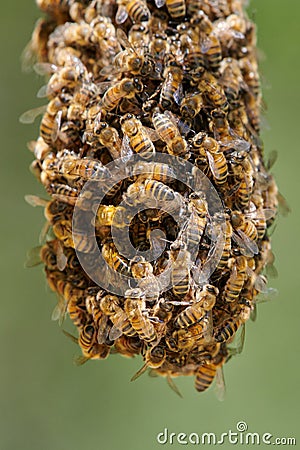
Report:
160,59,183,109
116,0,151,24
99,78,143,112
152,109,188,157
120,113,156,160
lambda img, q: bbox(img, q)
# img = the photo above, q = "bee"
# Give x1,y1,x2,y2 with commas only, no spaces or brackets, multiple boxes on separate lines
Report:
191,133,228,185
239,57,260,98
132,161,176,183
143,179,177,204
130,256,161,303
231,210,258,256
67,296,87,329
114,335,142,357
198,72,228,111
99,77,143,112
100,295,137,340
223,256,247,303
120,113,156,160
124,288,158,344
175,284,218,328
149,31,169,62
165,0,186,19
182,192,208,251
128,23,150,47
213,14,246,56
211,212,232,270
130,221,150,251
131,344,166,381
191,11,222,71
243,91,260,132
219,57,244,102
170,241,192,297
115,0,151,24
179,26,205,71
180,92,204,119
209,109,251,153
230,156,254,209
22,17,55,72
194,360,224,394
160,59,183,109
43,152,110,181
102,242,131,277
78,324,110,361
152,110,188,157
214,306,251,343
85,293,112,345
89,120,121,160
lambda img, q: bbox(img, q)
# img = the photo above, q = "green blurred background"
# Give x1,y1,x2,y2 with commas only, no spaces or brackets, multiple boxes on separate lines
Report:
1,1,299,449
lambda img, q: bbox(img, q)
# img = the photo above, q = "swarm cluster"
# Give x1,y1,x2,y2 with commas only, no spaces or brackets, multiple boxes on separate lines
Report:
24,0,279,395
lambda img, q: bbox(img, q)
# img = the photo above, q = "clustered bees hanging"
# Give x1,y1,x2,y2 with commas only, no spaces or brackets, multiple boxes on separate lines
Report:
23,0,280,396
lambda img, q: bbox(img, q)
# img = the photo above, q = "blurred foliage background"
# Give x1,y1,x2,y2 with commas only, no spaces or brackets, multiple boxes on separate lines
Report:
0,1,299,449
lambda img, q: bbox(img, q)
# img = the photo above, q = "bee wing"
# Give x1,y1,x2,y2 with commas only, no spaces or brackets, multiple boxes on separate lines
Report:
232,230,259,257
99,65,124,77
117,28,138,54
19,105,47,124
227,322,245,357
62,329,78,344
255,287,278,304
121,135,133,162
115,5,128,24
164,110,179,128
214,367,226,402
266,149,278,170
52,110,62,142
130,362,148,382
39,221,51,244
33,62,58,75
25,194,48,207
201,35,212,54
250,304,257,322
24,246,42,268
266,261,278,279
166,374,183,398
21,40,36,73
278,191,291,216
96,314,109,344
52,297,68,326
109,324,123,341
56,241,68,271
206,150,219,179
75,356,90,366
173,84,183,106
36,84,49,98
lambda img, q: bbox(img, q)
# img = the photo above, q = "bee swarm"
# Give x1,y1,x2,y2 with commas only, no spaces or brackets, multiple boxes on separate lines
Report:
25,0,279,395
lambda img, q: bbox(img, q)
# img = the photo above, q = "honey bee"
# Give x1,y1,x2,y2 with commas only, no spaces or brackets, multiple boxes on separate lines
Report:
165,0,186,19
99,77,143,112
132,161,176,183
191,133,228,185
130,256,161,303
219,57,244,102
231,210,258,257
180,92,204,119
213,14,246,55
209,109,250,153
46,182,80,206
85,293,112,345
120,113,156,160
160,59,183,109
194,359,225,395
214,306,251,343
128,23,150,47
212,212,232,270
114,335,142,357
223,256,247,303
175,284,218,328
152,110,188,157
68,296,87,329
100,295,137,340
43,152,110,181
102,242,131,277
198,72,228,111
124,288,158,344
192,11,222,71
22,17,55,72
170,241,192,297
91,119,122,161
239,57,260,98
230,157,254,209
78,324,110,362
115,0,151,24
131,344,166,381
130,221,149,251
182,192,208,251
149,31,169,62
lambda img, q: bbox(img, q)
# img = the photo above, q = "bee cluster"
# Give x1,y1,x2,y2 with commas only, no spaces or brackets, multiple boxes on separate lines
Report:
24,0,280,395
